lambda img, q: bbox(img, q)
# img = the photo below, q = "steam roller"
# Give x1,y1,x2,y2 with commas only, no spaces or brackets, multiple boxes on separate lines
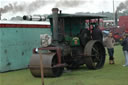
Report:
28,8,106,78
29,52,64,77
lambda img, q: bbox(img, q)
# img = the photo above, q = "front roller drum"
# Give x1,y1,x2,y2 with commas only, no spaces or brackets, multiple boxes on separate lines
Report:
29,53,64,77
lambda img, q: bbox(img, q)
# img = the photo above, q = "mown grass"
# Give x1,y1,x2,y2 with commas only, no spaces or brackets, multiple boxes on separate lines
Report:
0,45,128,85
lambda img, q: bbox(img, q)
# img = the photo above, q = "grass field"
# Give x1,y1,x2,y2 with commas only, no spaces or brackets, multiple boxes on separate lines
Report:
0,45,128,85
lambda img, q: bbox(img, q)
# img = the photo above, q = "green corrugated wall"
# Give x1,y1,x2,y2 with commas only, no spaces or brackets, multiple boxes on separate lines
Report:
0,28,51,72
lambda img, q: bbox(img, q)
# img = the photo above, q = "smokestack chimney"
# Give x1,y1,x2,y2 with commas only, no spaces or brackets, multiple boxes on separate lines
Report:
52,8,59,42
115,10,118,26
0,12,1,20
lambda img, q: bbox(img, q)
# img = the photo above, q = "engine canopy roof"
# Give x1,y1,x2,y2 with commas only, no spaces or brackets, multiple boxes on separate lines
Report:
48,13,106,19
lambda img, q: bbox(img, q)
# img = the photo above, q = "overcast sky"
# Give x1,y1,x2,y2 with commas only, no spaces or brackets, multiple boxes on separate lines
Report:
0,0,126,19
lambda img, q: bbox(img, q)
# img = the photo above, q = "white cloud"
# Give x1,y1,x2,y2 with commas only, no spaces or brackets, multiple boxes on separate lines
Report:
0,0,127,19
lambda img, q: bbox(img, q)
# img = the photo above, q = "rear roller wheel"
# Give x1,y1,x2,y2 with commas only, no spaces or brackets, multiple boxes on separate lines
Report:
84,40,105,69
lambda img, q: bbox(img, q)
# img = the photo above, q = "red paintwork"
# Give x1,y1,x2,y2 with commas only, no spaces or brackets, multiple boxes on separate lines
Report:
85,19,104,30
118,16,128,33
85,19,103,23
0,24,50,28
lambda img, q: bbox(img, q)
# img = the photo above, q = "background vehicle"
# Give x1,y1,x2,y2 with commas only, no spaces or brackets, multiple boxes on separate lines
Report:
102,16,128,43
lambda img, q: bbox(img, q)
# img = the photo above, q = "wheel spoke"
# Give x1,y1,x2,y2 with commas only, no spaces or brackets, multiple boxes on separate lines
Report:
92,47,100,62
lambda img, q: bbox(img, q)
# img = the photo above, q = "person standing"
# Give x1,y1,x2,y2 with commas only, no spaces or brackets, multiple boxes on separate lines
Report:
92,23,103,42
104,33,115,64
121,34,128,67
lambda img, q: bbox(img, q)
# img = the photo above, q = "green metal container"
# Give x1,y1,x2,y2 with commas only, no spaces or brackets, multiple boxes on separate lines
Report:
0,21,51,72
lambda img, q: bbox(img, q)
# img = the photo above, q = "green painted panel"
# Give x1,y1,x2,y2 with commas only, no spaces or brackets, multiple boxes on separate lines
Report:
64,18,85,36
0,28,51,72
50,18,85,36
